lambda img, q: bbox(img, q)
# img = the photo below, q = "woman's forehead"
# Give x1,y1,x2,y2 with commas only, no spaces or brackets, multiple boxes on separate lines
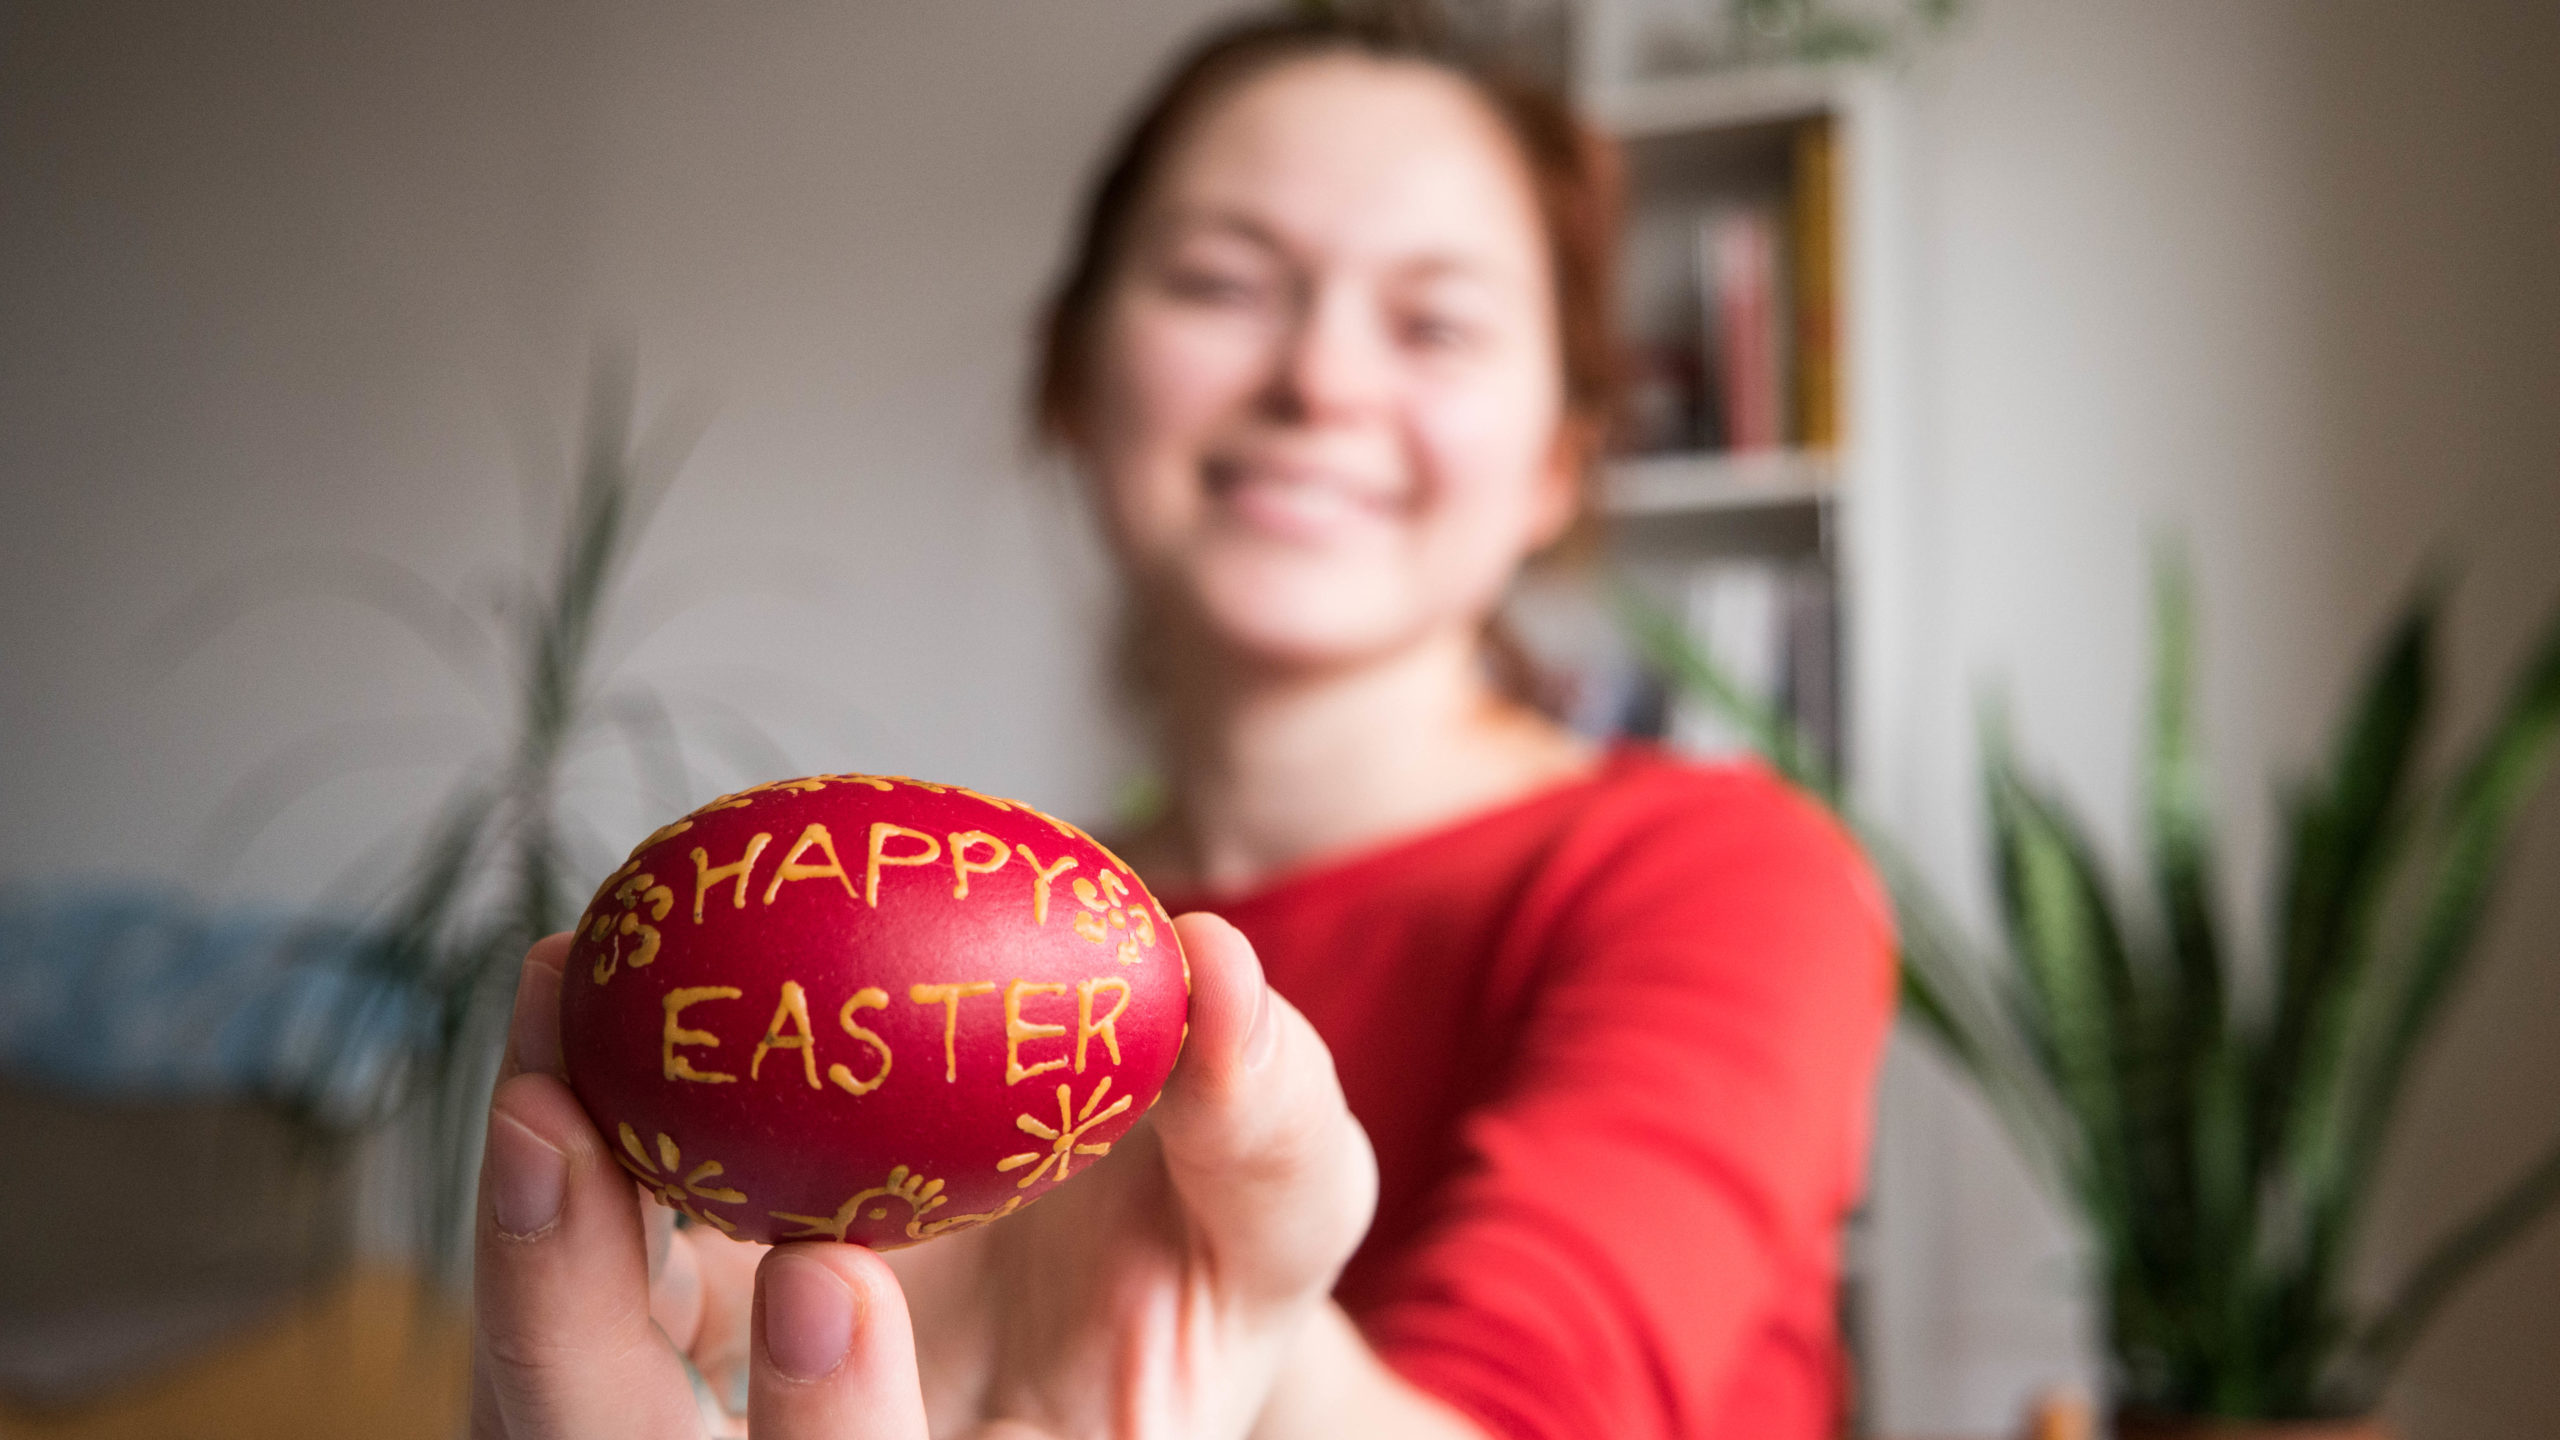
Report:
1142,54,1547,279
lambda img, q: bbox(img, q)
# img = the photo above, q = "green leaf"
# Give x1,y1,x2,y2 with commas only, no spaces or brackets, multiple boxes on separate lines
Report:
2138,549,2253,1357
2346,595,2560,1210
2143,547,2226,1056
2262,592,2433,1181
1615,583,1838,805
1885,844,2078,1196
2349,1127,2560,1390
1981,717,2139,1260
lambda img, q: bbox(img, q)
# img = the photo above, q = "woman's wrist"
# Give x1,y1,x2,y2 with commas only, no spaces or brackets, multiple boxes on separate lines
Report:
1252,1301,1489,1440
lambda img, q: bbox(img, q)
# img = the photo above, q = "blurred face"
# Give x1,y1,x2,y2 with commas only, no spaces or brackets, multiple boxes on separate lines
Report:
1072,54,1577,673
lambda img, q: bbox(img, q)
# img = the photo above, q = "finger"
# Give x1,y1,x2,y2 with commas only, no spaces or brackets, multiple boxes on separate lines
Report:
1151,913,1378,1300
746,1244,931,1440
470,933,577,1436
498,933,573,1086
473,1071,699,1439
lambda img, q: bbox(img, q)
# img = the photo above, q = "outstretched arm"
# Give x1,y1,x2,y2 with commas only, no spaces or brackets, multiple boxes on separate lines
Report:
471,919,1486,1440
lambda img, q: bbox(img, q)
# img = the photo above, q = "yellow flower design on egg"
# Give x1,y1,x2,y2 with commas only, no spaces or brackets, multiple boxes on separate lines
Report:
998,1076,1133,1189
613,1124,747,1233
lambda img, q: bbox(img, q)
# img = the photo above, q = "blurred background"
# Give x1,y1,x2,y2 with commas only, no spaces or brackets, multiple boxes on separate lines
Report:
2,2,2554,1437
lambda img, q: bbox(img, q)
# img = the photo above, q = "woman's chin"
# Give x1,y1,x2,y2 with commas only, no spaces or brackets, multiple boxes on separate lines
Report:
1187,594,1427,676
1158,555,1496,677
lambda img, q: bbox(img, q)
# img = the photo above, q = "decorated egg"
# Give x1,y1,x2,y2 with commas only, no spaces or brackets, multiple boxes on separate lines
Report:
560,772,1188,1248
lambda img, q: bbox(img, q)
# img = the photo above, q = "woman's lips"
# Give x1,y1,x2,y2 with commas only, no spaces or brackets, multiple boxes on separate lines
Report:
1204,456,1402,543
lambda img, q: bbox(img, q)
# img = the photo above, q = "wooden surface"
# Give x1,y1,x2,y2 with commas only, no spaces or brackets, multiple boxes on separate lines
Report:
0,1267,468,1440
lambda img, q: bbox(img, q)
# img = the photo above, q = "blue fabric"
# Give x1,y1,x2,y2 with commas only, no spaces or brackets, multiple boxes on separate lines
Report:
0,886,434,1122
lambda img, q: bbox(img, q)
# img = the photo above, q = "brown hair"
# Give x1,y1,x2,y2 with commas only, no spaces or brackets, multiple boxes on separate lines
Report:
1031,10,1624,546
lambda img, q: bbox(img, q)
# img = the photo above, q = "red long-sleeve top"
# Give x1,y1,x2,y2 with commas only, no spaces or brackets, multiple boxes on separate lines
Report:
1163,745,1895,1440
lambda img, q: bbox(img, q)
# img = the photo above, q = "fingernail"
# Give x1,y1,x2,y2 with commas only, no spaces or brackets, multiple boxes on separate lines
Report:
1243,976,1277,1071
762,1253,857,1382
489,1112,568,1238
510,957,563,1076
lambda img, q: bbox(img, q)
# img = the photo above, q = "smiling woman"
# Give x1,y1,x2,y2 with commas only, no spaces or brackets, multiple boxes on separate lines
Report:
467,12,1893,1440
1069,53,1577,686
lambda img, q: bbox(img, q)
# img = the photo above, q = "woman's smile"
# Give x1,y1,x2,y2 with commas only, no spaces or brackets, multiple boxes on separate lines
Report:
1203,451,1407,545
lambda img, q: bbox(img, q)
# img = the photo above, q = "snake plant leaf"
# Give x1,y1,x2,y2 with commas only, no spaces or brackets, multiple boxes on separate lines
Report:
2138,551,2257,1350
2351,1127,2560,1386
2263,594,2433,1180
1886,848,2078,1195
1981,722,2140,1256
2245,593,2439,1352
2350,598,2560,1189
2143,547,2226,1052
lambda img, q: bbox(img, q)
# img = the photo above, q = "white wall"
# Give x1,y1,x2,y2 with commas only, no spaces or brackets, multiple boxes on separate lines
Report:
2,3,2552,1437
1864,1,2560,1436
0,1,1234,908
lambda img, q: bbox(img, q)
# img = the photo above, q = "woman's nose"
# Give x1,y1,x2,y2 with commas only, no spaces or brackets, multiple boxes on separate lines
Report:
1262,282,1396,425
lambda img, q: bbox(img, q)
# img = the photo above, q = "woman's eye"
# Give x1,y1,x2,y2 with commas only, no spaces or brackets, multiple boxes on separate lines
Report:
1400,311,1480,352
1163,267,1268,307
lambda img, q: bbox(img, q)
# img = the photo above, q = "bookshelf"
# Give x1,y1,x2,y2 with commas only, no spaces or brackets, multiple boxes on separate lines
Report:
1514,52,1897,797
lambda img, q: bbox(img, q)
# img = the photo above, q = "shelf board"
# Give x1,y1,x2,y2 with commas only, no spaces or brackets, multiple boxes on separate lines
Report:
1605,449,1838,517
1586,64,1846,139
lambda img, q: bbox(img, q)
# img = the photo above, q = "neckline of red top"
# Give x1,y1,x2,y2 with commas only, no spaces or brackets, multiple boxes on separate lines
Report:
1154,739,1675,916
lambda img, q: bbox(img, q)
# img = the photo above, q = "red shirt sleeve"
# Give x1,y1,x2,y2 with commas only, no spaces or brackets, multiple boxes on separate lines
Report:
1355,766,1897,1440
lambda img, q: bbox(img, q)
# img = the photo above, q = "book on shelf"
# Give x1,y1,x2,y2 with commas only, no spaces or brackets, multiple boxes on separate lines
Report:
1623,115,1841,466
1790,115,1840,452
1697,204,1787,453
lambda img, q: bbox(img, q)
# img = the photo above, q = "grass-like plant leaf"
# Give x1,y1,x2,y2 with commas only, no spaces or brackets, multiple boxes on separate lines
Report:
210,350,725,1288
1630,551,2560,1419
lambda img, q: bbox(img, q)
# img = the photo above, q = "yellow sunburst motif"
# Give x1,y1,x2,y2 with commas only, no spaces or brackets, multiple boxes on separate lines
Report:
996,1076,1134,1190
613,1123,748,1233
768,1164,949,1242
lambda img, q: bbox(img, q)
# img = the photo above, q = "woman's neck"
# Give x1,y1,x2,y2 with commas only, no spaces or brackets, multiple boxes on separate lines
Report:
1142,625,1594,896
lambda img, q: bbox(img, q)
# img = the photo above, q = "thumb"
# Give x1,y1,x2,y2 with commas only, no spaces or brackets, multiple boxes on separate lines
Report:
1150,913,1377,1303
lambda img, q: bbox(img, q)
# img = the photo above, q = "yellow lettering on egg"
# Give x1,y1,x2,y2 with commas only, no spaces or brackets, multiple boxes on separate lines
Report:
1004,979,1069,1085
908,981,996,1082
829,987,893,1096
948,830,1010,899
663,986,743,1084
865,823,942,906
1075,976,1129,1072
762,823,857,906
750,980,822,1089
1013,844,1077,926
691,833,772,922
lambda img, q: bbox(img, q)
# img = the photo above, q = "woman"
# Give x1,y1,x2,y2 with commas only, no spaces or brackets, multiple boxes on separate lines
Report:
470,14,1893,1440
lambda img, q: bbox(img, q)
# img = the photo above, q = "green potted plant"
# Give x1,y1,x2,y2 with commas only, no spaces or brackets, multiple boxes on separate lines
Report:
1628,554,2560,1433
165,353,722,1290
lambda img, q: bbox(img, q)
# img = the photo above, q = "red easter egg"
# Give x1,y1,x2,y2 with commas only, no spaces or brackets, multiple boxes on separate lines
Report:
559,772,1188,1248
